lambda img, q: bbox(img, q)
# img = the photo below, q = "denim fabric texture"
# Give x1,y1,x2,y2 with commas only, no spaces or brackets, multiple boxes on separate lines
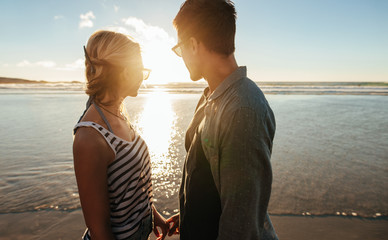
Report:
127,214,152,240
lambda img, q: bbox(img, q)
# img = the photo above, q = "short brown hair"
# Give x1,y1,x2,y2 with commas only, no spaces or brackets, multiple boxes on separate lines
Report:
173,0,237,56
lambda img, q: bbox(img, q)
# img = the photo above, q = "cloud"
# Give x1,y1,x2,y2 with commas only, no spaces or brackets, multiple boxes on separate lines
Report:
114,5,120,12
17,60,31,67
36,61,57,68
15,59,84,71
16,60,56,68
54,15,64,20
105,26,130,35
58,59,84,71
79,11,95,29
122,17,172,43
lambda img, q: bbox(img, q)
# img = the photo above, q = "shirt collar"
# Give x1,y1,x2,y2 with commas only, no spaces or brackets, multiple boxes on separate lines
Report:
203,66,247,101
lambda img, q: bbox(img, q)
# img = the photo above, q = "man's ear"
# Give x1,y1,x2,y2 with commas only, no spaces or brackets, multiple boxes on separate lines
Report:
189,37,200,55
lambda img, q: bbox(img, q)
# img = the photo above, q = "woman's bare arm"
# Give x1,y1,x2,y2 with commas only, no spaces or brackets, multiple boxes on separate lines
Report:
73,128,115,240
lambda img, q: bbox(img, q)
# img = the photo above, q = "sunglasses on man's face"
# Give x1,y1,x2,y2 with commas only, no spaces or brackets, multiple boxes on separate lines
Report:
171,38,190,57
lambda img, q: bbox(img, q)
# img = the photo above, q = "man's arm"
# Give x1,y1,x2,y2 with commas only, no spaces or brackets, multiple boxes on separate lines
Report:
217,107,275,239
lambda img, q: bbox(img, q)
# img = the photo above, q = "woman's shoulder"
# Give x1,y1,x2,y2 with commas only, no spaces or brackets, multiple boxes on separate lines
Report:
73,128,115,167
73,122,116,162
73,126,110,153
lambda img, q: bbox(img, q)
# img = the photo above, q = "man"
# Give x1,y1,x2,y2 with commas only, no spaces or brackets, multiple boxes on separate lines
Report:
167,0,278,239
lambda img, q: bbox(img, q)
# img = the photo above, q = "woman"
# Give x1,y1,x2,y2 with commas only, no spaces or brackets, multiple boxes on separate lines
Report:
73,30,168,240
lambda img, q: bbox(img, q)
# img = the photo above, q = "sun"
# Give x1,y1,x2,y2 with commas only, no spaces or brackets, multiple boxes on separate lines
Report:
140,36,189,85
107,19,191,84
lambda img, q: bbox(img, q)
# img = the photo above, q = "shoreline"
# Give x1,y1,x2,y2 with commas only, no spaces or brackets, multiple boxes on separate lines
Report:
2,81,388,96
1,88,388,96
0,210,387,240
1,76,388,86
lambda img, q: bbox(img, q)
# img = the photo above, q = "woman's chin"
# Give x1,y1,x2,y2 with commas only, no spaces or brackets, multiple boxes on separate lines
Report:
128,90,139,97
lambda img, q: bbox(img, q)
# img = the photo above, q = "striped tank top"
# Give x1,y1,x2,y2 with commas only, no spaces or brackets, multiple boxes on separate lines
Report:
74,120,153,240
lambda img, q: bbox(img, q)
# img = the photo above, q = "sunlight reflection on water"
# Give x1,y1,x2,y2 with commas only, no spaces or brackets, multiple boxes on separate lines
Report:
131,91,181,214
0,93,387,218
136,91,177,174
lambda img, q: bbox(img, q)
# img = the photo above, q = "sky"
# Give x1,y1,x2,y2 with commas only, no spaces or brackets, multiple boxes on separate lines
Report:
0,0,387,83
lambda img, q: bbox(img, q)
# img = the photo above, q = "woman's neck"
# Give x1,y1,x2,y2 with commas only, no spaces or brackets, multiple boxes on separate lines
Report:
96,94,125,115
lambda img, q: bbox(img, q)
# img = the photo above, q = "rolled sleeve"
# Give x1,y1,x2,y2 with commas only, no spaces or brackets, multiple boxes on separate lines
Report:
217,107,274,240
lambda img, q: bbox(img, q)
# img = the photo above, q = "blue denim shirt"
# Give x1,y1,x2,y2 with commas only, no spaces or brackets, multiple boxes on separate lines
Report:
181,66,278,240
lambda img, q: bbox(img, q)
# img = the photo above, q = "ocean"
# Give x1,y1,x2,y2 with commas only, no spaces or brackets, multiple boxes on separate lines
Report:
0,82,387,219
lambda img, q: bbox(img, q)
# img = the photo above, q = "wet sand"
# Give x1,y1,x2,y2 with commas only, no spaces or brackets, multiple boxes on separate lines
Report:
0,210,386,240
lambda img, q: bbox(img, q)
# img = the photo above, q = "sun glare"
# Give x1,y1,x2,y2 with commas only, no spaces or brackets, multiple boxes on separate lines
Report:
135,91,177,176
141,35,189,85
107,19,189,85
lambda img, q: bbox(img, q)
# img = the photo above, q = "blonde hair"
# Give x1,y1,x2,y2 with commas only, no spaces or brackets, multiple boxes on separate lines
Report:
84,30,141,104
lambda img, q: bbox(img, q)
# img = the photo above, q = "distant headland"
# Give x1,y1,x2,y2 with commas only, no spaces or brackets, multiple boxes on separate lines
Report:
0,77,81,84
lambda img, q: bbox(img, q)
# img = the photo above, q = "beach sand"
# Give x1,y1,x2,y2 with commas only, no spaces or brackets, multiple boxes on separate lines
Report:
0,210,386,240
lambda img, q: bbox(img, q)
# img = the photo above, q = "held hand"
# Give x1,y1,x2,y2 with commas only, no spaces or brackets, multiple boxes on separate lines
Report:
152,207,169,240
166,213,180,236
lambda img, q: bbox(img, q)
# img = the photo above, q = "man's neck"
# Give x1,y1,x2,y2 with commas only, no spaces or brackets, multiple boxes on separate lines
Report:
202,54,238,93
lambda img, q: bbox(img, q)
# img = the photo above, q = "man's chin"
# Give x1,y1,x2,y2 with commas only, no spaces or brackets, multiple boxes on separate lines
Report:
190,73,202,81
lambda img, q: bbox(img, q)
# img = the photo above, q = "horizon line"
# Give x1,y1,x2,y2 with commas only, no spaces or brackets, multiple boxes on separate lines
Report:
0,76,387,85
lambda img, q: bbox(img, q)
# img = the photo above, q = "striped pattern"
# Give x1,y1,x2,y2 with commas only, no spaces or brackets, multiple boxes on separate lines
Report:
74,121,153,240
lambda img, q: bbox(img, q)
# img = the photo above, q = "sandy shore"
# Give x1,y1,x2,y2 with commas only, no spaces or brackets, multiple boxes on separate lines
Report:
0,210,386,240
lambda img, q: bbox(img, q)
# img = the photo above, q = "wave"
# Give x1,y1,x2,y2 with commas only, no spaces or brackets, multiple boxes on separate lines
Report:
1,205,385,219
1,82,388,95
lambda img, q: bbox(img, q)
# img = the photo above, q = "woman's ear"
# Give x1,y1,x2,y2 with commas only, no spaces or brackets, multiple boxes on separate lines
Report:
117,67,129,85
